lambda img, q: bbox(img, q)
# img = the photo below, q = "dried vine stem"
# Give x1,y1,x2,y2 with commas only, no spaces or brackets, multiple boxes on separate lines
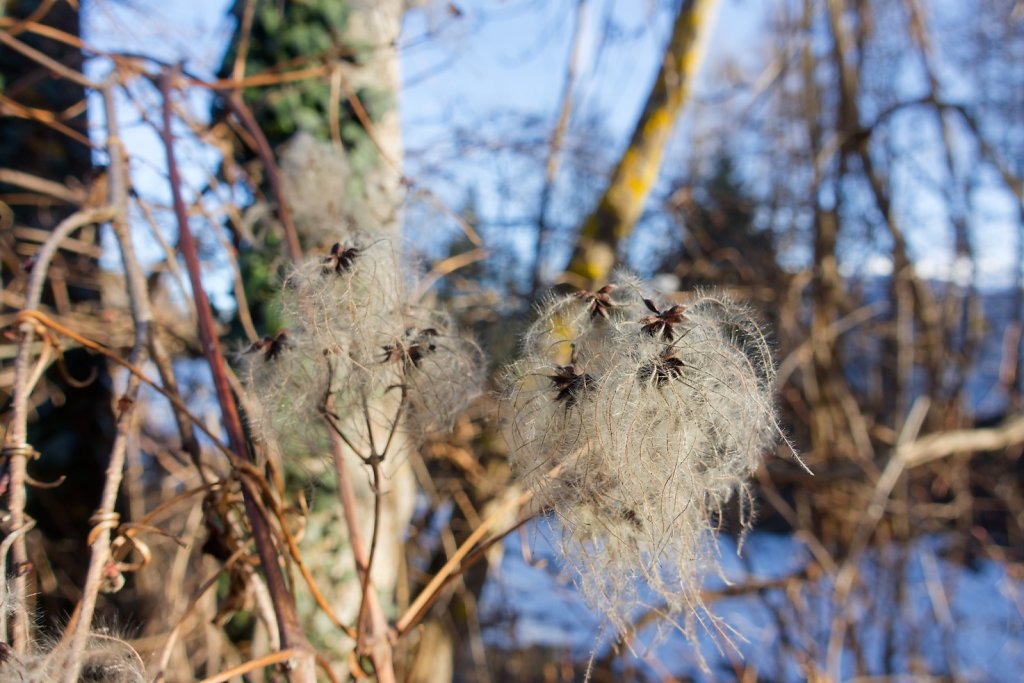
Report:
4,204,114,653
0,27,97,90
17,310,236,463
152,548,246,680
58,79,153,683
396,507,534,640
157,68,315,681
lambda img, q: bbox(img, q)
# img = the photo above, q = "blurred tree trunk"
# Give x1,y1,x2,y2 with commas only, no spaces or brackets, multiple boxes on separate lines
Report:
566,0,719,288
806,0,853,462
0,0,116,645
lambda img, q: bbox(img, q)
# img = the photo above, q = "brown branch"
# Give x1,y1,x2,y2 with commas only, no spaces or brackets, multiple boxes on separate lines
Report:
0,167,86,204
198,648,302,683
152,547,246,679
157,68,314,681
897,414,1024,467
247,456,356,640
395,486,533,636
3,205,113,652
230,0,257,87
532,0,588,294
0,15,88,49
0,93,94,148
350,394,392,661
412,247,490,302
399,514,535,639
0,28,97,89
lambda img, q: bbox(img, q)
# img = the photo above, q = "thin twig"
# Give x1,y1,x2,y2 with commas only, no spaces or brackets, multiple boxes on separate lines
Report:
3,205,113,653
395,486,534,636
323,394,396,683
531,0,588,295
335,70,483,248
198,648,301,683
401,513,535,637
17,310,235,464
0,93,94,148
152,548,246,680
0,29,98,89
0,167,87,204
230,0,257,87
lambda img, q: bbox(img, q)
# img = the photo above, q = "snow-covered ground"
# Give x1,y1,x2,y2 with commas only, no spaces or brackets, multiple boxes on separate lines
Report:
483,524,1024,681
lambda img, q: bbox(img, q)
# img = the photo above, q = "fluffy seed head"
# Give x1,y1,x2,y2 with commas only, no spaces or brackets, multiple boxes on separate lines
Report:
0,634,145,683
242,236,482,457
502,274,783,658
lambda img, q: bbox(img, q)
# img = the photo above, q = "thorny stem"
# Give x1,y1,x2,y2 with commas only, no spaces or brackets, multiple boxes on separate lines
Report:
158,68,314,680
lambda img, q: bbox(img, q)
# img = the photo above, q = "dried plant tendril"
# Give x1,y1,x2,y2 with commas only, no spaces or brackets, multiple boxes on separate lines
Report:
501,273,792,669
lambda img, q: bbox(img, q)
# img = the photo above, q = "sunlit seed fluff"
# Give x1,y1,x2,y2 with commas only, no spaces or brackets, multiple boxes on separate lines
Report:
242,235,483,454
0,634,145,683
241,324,336,452
391,307,485,435
502,274,783,662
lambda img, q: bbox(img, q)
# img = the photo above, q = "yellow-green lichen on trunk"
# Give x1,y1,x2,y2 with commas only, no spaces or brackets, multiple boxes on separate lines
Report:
567,0,719,288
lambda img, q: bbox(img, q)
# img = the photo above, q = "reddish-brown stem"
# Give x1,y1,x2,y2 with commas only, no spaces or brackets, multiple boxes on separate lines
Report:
158,68,313,680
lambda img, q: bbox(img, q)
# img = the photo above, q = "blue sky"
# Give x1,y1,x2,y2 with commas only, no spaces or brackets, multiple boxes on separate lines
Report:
78,0,1022,291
